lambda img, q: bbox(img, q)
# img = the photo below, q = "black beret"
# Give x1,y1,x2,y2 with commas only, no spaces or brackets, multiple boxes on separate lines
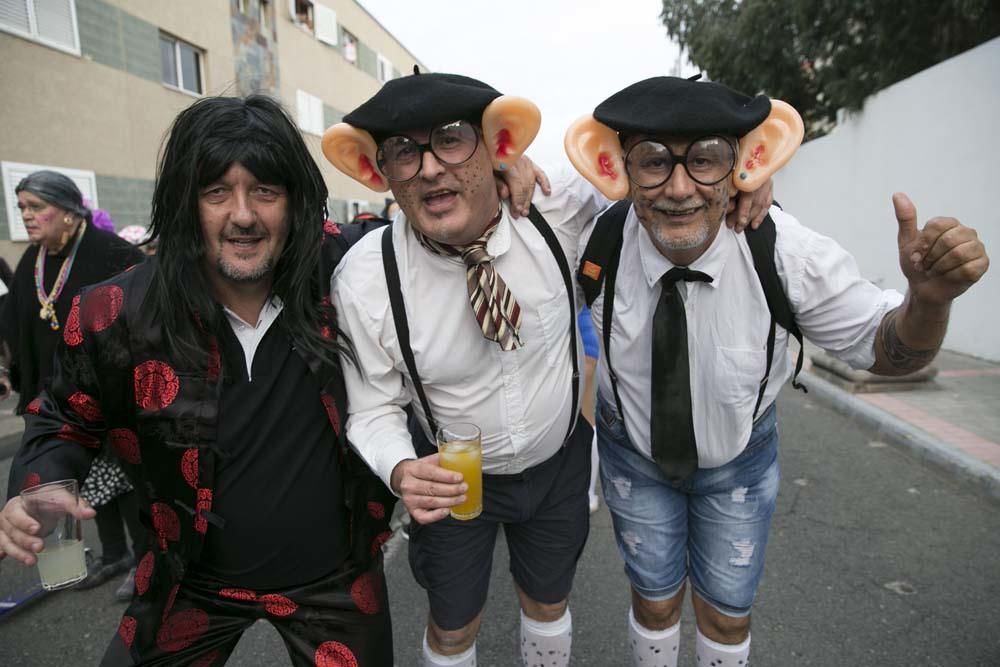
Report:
594,76,771,138
343,71,502,140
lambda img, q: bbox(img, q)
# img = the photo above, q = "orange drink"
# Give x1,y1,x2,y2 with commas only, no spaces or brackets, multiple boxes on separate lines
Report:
437,423,483,521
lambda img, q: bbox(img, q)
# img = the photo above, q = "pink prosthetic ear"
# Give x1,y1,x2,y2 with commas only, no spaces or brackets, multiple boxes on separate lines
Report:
564,116,629,201
321,123,389,193
732,100,804,193
481,96,542,171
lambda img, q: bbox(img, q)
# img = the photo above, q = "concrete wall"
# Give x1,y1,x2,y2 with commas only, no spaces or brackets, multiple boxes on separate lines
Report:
773,38,1000,361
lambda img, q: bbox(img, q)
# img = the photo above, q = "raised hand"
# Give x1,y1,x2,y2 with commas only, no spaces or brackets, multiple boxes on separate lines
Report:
893,192,989,306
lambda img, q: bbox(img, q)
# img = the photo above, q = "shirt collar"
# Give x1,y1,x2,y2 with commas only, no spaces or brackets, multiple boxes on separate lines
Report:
401,205,513,260
222,294,284,330
634,207,734,289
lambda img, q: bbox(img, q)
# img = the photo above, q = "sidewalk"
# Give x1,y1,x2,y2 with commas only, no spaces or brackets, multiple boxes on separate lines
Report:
1,348,998,500
798,345,1000,501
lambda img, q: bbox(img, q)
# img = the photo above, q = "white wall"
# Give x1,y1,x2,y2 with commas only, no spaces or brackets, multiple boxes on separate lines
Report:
774,38,1000,361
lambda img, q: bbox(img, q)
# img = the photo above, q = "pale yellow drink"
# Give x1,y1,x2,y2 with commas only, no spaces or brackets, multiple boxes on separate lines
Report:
438,439,483,521
35,538,87,590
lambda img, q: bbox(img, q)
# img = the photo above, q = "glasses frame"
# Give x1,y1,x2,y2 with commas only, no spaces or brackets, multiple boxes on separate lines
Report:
376,120,481,183
625,135,737,189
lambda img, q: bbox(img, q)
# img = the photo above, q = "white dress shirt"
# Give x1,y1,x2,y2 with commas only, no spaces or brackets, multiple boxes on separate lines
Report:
334,167,608,488
222,296,283,381
582,205,904,469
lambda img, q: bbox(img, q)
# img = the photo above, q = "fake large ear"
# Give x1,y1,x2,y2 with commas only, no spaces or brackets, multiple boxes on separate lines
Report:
481,96,541,171
563,116,629,201
732,100,804,193
321,123,389,193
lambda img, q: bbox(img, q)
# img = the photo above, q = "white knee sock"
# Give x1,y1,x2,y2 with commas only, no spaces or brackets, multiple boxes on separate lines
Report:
696,627,751,666
422,630,476,667
628,607,680,667
520,608,572,667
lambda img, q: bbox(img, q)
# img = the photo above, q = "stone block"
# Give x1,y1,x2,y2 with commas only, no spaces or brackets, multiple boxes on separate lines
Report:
809,350,938,393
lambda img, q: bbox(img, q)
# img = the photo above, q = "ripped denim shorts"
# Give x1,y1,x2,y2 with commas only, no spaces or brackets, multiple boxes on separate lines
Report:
596,395,780,617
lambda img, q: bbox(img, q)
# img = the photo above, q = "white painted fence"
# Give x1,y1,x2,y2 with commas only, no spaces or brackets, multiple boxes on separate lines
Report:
774,37,999,361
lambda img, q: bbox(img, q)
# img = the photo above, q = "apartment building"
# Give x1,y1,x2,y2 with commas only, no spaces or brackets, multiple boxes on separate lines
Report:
0,0,426,265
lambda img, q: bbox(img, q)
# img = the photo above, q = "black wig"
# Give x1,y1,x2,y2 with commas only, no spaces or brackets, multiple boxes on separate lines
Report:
146,94,348,370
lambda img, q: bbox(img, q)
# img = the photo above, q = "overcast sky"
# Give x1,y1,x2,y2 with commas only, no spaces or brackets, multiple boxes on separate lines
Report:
356,0,696,165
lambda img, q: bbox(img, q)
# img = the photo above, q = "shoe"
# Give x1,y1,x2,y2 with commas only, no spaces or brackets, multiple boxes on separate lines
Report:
74,553,133,590
115,567,136,602
589,494,600,514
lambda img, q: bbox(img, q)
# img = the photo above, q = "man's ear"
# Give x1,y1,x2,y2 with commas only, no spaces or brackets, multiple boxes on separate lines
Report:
480,96,541,171
321,123,389,193
732,100,804,193
563,116,629,200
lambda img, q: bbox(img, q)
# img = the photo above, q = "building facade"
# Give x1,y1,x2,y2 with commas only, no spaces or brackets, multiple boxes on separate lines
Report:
0,0,425,265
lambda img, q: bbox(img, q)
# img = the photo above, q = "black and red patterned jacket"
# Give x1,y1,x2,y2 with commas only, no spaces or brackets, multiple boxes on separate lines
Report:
8,226,396,650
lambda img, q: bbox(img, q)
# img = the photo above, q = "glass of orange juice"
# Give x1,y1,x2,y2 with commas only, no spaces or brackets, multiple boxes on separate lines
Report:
437,423,483,521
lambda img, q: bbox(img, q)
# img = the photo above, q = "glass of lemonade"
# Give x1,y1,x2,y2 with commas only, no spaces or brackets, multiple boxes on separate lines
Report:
20,479,87,590
437,423,483,521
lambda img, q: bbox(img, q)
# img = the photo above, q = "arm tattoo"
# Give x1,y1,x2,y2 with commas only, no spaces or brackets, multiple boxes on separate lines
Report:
875,307,939,374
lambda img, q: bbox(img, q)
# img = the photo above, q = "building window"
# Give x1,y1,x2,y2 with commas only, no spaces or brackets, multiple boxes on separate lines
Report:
342,29,357,64
160,33,203,95
0,0,80,55
291,0,313,34
377,54,393,84
296,89,324,135
236,0,248,14
2,161,97,242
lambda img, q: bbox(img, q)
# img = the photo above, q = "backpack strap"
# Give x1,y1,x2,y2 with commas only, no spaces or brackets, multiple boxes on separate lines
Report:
577,200,631,420
744,212,807,420
526,205,581,445
381,225,439,440
578,200,631,308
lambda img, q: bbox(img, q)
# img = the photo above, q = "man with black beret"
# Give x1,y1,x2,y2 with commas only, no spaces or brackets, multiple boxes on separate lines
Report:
325,71,609,667
564,76,989,666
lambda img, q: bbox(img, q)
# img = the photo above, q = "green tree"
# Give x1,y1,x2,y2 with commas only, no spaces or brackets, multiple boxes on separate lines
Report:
661,0,1000,138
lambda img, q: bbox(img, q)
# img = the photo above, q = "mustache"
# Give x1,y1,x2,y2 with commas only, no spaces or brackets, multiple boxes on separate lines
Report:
221,224,267,239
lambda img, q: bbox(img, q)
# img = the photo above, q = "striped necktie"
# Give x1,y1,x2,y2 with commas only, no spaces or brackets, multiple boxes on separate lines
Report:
415,210,524,351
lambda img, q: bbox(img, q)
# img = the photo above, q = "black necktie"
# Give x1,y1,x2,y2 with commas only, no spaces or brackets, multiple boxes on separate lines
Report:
651,267,713,481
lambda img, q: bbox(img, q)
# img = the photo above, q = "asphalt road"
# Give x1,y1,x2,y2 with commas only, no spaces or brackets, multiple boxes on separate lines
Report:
1,386,998,666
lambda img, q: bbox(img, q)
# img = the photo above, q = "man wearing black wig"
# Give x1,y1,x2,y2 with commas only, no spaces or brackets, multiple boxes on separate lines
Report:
564,76,989,666
0,95,398,665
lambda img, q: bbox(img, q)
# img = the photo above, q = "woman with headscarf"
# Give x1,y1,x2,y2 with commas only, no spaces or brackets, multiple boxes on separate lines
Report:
0,170,146,597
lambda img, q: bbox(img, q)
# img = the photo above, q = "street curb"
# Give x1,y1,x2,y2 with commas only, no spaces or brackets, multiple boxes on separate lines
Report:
799,371,1000,502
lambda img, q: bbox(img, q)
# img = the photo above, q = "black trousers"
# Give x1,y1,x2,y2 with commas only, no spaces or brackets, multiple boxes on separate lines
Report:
94,490,147,560
100,561,393,666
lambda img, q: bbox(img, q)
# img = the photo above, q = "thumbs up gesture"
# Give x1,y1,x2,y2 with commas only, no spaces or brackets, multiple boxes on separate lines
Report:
892,193,989,306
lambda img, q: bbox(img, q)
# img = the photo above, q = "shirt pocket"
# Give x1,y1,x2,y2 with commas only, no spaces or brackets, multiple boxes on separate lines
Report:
712,346,767,408
535,293,570,368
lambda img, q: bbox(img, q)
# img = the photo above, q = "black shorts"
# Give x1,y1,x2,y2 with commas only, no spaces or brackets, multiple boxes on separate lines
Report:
407,416,593,630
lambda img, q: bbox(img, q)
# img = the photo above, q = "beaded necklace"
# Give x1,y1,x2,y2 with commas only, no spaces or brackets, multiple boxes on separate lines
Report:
34,221,86,331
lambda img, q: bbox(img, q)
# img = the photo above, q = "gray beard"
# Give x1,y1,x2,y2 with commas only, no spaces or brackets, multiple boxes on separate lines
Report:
216,254,275,283
653,222,710,251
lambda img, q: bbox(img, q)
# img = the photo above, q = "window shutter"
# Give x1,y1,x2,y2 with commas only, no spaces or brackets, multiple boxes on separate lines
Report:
296,89,311,132
34,0,78,51
0,0,31,34
314,2,337,46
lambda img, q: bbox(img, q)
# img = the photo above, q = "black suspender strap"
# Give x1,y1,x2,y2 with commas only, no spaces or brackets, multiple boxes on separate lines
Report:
576,200,631,420
381,225,439,440
745,213,807,420
526,205,581,444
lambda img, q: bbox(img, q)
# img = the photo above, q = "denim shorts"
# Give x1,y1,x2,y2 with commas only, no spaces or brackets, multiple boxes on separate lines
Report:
596,396,780,617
